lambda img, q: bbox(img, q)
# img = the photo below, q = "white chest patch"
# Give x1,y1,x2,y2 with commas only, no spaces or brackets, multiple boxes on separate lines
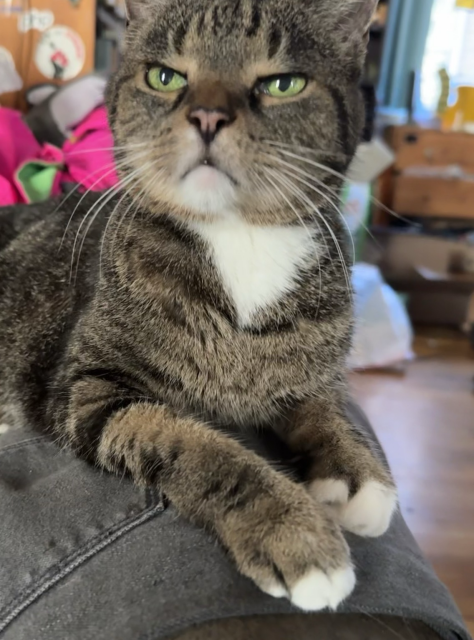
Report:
191,219,319,327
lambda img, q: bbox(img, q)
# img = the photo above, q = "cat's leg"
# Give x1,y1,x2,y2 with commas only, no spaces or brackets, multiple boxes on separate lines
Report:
286,399,398,538
57,375,355,611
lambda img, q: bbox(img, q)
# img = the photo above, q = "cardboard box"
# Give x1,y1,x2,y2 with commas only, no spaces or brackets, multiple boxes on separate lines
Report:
0,0,96,110
362,229,474,326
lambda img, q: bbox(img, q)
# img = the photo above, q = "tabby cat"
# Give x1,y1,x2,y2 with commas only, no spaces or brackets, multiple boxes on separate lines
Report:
0,0,397,611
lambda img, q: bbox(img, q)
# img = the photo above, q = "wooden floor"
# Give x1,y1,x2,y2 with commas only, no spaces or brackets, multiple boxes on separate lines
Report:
351,328,474,636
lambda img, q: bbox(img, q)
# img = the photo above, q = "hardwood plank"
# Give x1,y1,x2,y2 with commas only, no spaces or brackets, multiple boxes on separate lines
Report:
351,328,474,631
462,617,474,639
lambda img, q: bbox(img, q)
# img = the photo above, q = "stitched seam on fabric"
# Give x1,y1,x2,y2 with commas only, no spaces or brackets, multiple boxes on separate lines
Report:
0,501,165,636
0,437,48,456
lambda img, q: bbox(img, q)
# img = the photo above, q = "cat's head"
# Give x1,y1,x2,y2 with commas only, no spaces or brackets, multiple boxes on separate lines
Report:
108,0,376,225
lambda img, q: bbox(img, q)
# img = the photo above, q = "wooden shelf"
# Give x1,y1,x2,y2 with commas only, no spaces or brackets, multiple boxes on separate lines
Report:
393,175,474,220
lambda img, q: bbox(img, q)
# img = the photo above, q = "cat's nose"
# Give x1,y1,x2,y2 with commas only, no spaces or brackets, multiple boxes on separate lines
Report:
187,108,232,145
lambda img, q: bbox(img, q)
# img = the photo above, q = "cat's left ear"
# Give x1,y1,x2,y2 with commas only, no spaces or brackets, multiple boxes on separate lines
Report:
340,0,379,41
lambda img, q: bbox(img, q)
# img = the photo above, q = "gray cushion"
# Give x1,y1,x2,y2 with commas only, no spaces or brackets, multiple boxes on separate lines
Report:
0,407,470,640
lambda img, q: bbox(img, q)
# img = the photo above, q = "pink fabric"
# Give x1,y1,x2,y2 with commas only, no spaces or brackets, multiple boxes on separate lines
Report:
0,108,45,206
0,106,118,207
62,107,118,191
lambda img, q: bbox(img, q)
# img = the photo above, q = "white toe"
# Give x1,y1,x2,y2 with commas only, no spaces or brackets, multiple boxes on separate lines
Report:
0,424,10,435
340,481,398,538
290,569,332,611
261,581,289,599
327,566,357,610
290,565,356,612
309,478,349,505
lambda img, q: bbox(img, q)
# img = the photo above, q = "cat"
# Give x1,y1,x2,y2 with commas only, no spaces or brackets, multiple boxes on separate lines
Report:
0,0,397,612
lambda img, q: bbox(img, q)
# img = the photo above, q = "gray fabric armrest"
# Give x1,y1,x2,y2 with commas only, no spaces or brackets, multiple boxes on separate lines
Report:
0,410,470,640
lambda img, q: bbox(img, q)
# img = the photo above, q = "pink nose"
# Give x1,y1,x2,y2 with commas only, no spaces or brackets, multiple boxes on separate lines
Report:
187,108,231,144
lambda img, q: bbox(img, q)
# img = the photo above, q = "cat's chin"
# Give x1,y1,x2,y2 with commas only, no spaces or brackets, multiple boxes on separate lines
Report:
174,165,238,219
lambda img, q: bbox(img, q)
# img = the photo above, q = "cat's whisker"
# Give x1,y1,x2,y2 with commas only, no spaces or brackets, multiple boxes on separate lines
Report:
261,151,380,252
100,161,163,264
123,169,165,246
262,147,353,219
70,183,121,282
254,161,332,264
59,151,148,250
262,166,325,323
259,168,323,253
262,151,342,199
263,149,366,249
99,186,139,279
105,167,162,269
263,140,349,184
267,168,352,297
99,190,134,278
273,171,349,293
264,140,349,173
109,193,142,259
269,159,357,267
268,154,381,250
266,142,422,228
57,161,123,243
62,168,121,252
352,608,412,640
367,194,423,228
66,141,148,157
71,162,151,282
249,164,324,326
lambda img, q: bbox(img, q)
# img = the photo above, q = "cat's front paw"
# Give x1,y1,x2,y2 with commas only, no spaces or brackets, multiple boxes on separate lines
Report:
282,565,356,612
222,489,355,611
309,478,398,538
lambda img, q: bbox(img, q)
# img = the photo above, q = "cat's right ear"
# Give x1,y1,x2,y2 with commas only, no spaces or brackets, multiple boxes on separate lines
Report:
124,0,154,23
339,0,379,42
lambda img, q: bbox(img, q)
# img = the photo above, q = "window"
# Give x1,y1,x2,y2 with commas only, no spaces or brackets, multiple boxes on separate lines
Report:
420,0,474,113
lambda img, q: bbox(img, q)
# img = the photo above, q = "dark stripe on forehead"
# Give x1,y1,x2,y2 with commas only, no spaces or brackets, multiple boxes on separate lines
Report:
327,85,350,157
268,23,282,58
197,9,206,33
246,1,261,37
210,1,245,37
173,17,190,55
212,4,220,35
231,0,242,19
144,25,171,55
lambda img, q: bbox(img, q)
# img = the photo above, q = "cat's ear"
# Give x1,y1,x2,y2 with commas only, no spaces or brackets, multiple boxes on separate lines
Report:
124,0,158,23
339,0,379,40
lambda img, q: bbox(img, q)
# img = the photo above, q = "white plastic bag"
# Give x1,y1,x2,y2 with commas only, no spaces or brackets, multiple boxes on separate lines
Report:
349,263,414,370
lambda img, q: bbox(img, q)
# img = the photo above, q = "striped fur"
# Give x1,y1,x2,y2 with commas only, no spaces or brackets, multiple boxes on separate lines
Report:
0,0,395,611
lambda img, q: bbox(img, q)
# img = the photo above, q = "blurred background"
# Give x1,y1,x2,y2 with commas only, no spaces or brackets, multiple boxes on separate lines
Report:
0,0,473,632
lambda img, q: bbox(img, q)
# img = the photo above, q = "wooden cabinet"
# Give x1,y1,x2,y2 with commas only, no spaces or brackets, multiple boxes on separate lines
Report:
393,175,474,220
386,126,474,220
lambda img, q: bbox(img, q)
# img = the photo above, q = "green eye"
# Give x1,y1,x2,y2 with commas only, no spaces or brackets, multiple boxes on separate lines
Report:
146,66,187,92
260,75,307,98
